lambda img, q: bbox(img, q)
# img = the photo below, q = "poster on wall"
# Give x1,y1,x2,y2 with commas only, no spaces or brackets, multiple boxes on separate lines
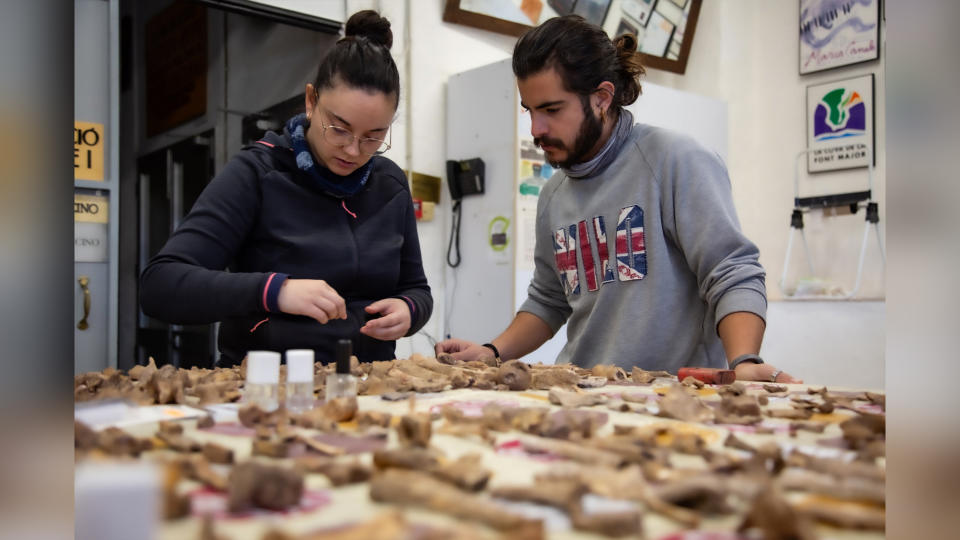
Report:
799,0,880,75
620,0,656,27
806,74,875,173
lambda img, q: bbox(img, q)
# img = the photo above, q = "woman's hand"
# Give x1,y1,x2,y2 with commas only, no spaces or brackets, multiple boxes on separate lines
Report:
277,279,347,324
359,298,411,341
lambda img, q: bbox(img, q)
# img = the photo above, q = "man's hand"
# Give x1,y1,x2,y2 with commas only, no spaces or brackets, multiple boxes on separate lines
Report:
277,279,347,324
734,362,803,384
434,338,495,363
359,298,411,341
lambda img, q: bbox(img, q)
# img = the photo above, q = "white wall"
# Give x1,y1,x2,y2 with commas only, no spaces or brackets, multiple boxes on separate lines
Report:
347,0,884,387
637,1,886,301
761,301,884,390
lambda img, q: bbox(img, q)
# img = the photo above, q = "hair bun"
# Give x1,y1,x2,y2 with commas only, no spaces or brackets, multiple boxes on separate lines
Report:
344,10,393,49
613,33,638,54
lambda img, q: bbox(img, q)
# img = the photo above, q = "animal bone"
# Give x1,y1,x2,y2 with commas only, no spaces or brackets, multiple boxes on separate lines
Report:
738,483,817,540
657,385,713,423
497,360,532,391
548,387,608,408
651,474,732,514
766,408,814,420
714,394,763,425
778,468,885,504
157,430,202,453
798,498,885,530
396,413,432,448
517,435,626,468
592,365,628,381
569,505,643,538
431,453,493,492
202,442,234,464
373,446,443,471
295,456,371,486
538,409,608,440
492,479,585,511
180,455,228,491
530,367,580,390
228,462,304,513
369,469,542,534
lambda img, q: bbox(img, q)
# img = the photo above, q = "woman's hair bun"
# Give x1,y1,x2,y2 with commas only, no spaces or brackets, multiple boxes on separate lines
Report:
344,10,393,49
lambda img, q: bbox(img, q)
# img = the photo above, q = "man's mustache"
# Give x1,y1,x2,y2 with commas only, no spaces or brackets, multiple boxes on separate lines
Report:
535,136,565,150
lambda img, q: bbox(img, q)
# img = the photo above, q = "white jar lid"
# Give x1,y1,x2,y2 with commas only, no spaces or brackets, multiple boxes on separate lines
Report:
286,349,315,382
246,351,280,384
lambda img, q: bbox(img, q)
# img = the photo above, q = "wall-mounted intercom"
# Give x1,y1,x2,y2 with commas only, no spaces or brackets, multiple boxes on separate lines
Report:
445,158,485,200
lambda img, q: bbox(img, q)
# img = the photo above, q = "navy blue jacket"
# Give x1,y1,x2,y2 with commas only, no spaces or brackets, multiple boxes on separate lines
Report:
140,129,433,365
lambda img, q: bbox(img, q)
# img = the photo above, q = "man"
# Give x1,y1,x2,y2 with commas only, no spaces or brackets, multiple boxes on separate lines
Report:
437,16,799,383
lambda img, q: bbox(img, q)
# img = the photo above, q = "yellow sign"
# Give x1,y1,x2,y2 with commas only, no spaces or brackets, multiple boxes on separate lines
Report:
74,193,109,224
74,121,104,181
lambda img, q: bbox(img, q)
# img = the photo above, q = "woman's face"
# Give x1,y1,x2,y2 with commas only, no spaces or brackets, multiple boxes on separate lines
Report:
304,81,395,176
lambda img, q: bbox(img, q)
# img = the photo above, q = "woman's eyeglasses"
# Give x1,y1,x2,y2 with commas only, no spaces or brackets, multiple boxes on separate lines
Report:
316,111,391,156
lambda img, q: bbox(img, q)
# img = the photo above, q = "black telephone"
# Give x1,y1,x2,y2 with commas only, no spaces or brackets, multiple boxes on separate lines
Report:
444,158,484,269
445,158,485,200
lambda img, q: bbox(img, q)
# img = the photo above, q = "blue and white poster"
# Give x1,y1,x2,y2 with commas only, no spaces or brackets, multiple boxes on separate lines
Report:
806,74,874,173
799,0,880,74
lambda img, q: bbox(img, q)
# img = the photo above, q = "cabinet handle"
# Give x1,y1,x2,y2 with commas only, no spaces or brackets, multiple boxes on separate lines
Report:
77,275,91,330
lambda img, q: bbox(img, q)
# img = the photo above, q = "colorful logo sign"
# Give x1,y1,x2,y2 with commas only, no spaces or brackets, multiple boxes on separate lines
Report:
812,87,865,141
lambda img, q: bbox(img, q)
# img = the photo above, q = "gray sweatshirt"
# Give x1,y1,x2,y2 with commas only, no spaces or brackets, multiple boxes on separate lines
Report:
519,123,766,372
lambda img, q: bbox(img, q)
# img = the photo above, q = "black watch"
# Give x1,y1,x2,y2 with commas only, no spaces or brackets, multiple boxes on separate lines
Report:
481,343,501,359
729,353,763,370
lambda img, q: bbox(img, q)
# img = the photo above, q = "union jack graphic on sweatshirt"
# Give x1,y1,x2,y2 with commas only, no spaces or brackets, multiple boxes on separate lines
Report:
554,205,647,296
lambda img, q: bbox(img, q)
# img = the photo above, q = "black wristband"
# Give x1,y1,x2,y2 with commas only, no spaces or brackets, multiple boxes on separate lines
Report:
481,343,500,359
729,353,763,370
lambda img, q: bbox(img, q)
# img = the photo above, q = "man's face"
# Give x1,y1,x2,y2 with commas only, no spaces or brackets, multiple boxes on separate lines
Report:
517,68,603,169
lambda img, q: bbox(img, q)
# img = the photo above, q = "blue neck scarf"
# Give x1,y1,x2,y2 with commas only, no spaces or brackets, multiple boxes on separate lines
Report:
564,109,634,180
286,113,372,198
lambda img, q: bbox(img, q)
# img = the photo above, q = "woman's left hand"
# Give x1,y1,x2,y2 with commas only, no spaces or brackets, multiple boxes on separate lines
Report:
360,298,411,341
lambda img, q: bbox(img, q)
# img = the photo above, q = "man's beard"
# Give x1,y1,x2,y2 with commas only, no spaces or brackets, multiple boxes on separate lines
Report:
535,100,604,169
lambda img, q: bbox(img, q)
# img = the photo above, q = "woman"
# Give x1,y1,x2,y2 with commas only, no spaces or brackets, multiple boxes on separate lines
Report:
140,11,432,366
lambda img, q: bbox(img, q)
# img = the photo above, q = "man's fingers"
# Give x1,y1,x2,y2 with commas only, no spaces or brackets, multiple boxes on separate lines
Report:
435,341,456,354
778,372,803,384
436,341,465,354
449,350,471,362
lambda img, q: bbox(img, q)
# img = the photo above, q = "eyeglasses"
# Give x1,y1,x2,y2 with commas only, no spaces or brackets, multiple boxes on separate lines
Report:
316,110,392,156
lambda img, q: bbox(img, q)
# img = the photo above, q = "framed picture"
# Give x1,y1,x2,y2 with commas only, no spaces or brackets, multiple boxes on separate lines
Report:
799,0,880,74
620,0,657,28
639,10,675,57
806,74,875,173
443,0,701,75
442,0,612,36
